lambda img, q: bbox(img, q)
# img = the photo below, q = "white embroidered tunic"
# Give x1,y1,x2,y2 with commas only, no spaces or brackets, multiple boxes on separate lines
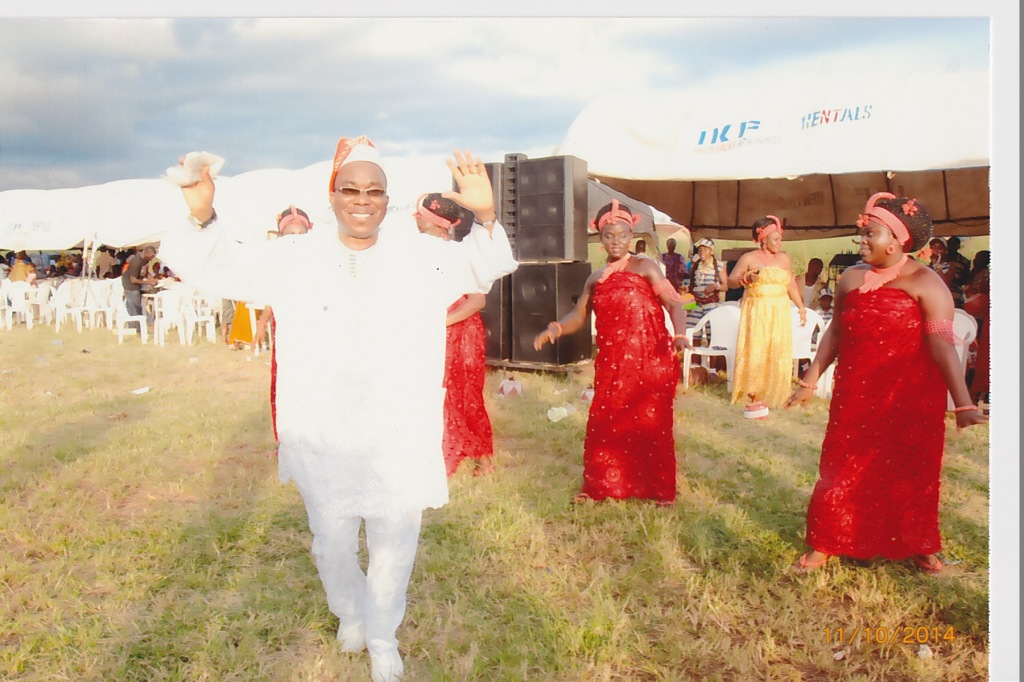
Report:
159,216,517,519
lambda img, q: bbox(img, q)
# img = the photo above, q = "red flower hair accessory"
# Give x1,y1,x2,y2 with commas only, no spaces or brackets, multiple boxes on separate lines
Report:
413,193,460,232
902,199,919,216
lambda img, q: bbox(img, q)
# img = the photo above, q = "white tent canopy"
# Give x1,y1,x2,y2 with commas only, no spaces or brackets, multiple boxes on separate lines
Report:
0,186,100,251
555,54,990,240
0,153,458,252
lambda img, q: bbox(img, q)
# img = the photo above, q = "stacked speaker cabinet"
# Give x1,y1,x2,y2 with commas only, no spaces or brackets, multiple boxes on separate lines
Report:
454,153,592,367
514,156,589,262
479,272,512,362
509,261,591,365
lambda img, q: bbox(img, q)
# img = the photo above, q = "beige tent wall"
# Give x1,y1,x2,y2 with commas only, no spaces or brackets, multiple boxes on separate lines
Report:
594,166,989,241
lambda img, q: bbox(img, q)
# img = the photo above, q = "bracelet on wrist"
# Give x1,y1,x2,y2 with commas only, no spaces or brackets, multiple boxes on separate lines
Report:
672,333,687,341
952,404,978,414
549,321,563,338
798,379,818,390
188,209,217,230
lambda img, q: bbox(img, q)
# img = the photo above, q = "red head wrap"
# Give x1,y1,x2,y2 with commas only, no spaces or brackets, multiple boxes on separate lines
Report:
413,193,462,233
855,192,911,246
277,204,312,233
590,199,640,233
755,215,784,243
328,135,380,192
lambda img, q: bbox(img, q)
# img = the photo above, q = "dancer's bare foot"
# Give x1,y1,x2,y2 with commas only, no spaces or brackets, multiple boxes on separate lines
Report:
473,458,494,477
791,550,830,574
913,554,945,574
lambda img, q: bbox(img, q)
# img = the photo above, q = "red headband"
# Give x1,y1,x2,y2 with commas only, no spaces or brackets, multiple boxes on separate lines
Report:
855,192,912,246
277,204,312,232
590,199,639,233
413,193,461,232
328,135,378,192
755,215,784,243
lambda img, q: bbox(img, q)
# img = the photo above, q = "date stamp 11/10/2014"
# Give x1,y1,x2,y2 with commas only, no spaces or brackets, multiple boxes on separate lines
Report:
824,626,956,646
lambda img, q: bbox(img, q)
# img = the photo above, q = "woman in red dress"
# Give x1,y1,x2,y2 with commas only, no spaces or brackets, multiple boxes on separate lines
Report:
786,193,986,574
255,206,313,443
533,200,691,504
414,193,494,476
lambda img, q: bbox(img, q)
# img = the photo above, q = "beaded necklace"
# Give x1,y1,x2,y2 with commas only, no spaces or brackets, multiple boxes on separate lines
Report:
859,254,908,293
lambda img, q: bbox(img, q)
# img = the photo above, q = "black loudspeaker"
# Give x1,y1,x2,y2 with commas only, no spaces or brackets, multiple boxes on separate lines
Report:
480,274,512,361
514,156,589,262
510,262,592,364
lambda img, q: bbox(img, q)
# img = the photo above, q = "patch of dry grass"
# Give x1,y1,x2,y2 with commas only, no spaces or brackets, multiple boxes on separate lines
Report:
0,325,989,681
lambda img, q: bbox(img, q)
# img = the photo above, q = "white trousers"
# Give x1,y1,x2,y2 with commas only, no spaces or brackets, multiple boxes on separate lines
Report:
305,507,423,663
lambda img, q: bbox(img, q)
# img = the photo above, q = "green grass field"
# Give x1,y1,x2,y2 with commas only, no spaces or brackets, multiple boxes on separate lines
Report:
0,325,989,681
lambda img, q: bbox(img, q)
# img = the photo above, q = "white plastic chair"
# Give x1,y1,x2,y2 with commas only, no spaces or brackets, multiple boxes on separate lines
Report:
50,281,86,333
682,304,741,389
111,279,148,344
31,281,55,325
192,293,220,343
814,319,836,399
791,307,825,378
947,310,978,411
0,279,9,330
3,280,35,329
83,279,116,330
152,287,194,346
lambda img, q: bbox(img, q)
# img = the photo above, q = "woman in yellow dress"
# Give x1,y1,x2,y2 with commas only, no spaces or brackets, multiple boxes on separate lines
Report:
727,216,808,407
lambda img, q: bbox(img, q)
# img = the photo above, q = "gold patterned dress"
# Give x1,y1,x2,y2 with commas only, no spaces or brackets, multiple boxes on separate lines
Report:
730,265,793,407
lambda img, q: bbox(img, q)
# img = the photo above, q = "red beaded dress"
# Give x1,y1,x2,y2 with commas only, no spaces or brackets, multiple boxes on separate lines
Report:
582,270,679,502
805,288,946,559
442,296,493,476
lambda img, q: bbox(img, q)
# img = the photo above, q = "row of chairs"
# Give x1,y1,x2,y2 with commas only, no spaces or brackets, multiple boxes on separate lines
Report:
681,303,978,407
0,277,224,347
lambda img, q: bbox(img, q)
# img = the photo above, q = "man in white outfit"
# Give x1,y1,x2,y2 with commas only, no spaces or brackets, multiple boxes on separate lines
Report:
158,137,517,682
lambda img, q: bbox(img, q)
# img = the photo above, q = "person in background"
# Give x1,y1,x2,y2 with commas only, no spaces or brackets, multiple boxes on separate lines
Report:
799,257,828,310
786,193,986,575
727,216,807,408
7,251,31,282
661,237,687,292
723,259,745,302
962,250,989,405
633,239,648,255
944,236,972,308
254,206,314,443
815,287,834,324
158,138,516,682
117,249,133,274
413,192,495,477
685,237,728,328
533,199,690,506
927,237,968,308
121,246,158,330
94,246,118,279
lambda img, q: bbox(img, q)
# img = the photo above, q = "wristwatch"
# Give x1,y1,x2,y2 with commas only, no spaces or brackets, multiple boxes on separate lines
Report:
188,210,217,230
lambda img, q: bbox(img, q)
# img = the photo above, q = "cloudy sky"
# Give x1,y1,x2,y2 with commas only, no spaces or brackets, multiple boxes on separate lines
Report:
0,4,1007,192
